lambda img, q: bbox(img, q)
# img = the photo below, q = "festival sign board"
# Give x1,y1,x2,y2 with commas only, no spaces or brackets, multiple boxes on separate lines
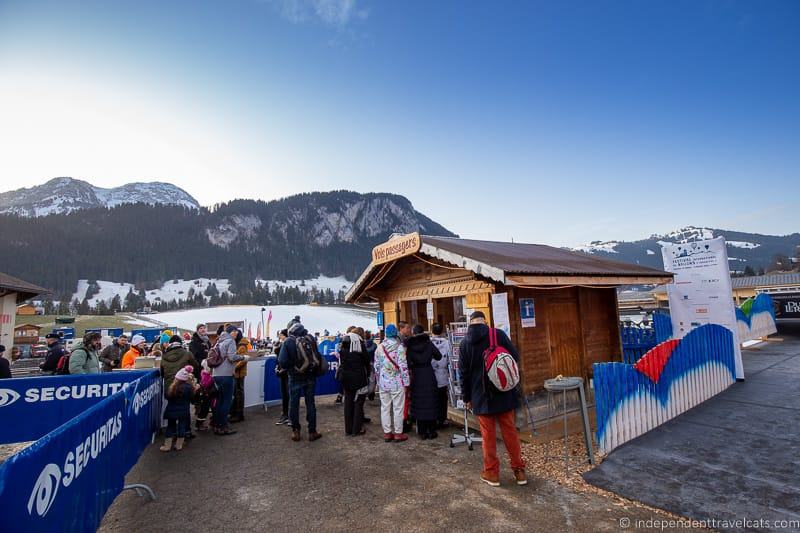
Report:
371,232,421,266
660,237,744,379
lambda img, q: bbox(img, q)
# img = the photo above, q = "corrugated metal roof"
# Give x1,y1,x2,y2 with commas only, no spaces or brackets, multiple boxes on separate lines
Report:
731,272,800,289
421,236,672,277
0,271,50,302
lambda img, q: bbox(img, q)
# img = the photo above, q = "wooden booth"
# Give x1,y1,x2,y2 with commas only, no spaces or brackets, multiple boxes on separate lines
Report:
346,233,673,392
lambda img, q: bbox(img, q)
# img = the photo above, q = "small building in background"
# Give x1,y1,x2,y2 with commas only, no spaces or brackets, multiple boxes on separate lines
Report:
16,303,39,316
1,271,49,360
14,323,42,346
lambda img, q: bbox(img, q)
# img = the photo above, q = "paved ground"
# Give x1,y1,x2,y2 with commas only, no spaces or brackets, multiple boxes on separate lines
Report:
584,325,800,528
101,398,674,532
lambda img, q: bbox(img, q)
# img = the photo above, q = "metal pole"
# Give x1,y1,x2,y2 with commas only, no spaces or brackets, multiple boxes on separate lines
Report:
563,389,568,477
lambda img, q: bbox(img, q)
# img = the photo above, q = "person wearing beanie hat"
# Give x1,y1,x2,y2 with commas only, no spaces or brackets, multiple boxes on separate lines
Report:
211,324,248,436
278,321,323,442
161,365,198,452
229,330,251,423
374,324,410,442
161,334,198,393
68,331,102,374
122,335,148,369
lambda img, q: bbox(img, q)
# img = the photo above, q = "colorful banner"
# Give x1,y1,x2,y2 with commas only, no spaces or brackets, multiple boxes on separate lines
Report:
594,324,736,454
0,371,156,445
736,293,778,342
661,237,744,379
0,370,161,532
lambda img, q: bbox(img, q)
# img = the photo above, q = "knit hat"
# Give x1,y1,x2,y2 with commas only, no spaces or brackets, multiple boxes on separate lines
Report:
131,334,146,346
169,334,182,344
159,333,170,344
385,324,398,338
175,365,193,382
288,322,304,336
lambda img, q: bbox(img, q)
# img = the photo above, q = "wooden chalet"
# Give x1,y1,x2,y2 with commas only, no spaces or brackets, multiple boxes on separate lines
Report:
346,233,673,391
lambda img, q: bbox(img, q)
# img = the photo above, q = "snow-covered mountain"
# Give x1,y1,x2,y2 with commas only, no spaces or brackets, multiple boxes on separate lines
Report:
0,177,199,216
574,226,800,272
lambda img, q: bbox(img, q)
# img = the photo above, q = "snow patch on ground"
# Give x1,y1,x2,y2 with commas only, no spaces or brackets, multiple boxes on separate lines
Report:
254,275,352,293
150,304,377,337
72,278,232,306
727,240,760,249
72,276,351,306
575,241,620,254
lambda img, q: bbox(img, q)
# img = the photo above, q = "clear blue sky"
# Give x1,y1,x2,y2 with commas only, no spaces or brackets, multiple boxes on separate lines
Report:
0,0,797,246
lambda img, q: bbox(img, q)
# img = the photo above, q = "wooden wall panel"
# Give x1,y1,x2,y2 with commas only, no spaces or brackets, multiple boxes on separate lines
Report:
546,287,584,378
513,288,554,393
578,288,623,377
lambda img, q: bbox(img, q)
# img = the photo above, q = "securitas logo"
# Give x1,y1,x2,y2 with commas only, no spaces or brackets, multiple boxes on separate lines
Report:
0,383,128,407
131,381,160,415
27,411,123,518
0,388,21,407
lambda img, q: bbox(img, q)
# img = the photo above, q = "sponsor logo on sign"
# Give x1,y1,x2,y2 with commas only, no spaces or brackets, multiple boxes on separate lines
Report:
0,388,21,407
27,411,123,518
0,383,129,408
131,381,161,415
27,463,61,517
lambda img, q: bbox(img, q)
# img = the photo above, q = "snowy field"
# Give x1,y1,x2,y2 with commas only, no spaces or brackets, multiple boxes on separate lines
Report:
150,304,377,337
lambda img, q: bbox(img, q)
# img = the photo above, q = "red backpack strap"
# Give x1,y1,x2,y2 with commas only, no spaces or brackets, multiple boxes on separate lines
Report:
489,327,497,350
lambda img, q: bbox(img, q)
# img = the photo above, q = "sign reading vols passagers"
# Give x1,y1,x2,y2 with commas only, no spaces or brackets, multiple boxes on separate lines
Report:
660,237,744,379
371,232,421,265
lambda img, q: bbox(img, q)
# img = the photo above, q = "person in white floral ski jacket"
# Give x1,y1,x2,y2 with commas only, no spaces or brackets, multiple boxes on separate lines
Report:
374,324,410,442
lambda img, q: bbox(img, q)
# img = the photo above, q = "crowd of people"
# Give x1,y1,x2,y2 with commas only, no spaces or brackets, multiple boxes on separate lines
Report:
273,312,527,487
2,310,527,486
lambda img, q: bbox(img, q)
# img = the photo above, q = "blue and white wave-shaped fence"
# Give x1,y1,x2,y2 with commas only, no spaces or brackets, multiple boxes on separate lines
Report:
594,324,736,455
736,293,777,342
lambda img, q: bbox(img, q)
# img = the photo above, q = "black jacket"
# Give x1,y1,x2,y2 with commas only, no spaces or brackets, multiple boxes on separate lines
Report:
99,341,126,372
189,333,211,364
278,328,318,378
405,334,442,421
459,324,519,415
0,357,11,379
40,342,65,374
338,337,370,392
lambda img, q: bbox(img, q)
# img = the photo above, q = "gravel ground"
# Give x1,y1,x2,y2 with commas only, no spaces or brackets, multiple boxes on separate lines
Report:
100,397,696,532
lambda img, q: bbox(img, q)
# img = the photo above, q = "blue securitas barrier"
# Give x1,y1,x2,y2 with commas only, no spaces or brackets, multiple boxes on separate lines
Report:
0,370,162,532
0,371,155,445
263,352,341,402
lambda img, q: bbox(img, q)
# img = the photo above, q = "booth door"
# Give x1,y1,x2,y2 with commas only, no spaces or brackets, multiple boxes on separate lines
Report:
547,291,584,378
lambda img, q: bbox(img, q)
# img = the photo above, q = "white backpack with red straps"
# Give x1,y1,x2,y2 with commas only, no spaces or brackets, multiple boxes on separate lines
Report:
483,328,520,392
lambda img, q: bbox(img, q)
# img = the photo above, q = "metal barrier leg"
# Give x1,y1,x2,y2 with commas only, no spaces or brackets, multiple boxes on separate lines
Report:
123,483,157,502
577,384,596,465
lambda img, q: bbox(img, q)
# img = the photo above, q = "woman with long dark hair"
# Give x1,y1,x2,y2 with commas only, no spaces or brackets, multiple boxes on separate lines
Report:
404,324,443,439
